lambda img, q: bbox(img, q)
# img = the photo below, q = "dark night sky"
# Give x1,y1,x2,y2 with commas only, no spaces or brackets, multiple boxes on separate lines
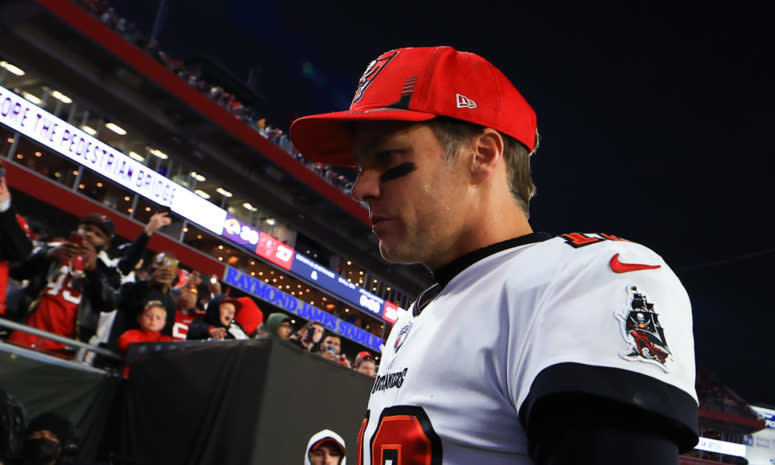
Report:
111,0,774,404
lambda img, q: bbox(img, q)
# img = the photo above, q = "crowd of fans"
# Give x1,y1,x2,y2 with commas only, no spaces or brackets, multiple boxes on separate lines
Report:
74,0,355,195
0,164,378,379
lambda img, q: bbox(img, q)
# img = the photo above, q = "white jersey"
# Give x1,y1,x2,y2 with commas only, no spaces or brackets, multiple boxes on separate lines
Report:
358,233,698,465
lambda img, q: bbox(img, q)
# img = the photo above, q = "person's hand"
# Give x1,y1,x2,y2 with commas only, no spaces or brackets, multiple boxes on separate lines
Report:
150,266,175,284
336,354,351,368
208,327,227,340
0,176,10,206
188,270,202,289
207,277,221,296
79,238,98,271
144,211,171,236
46,242,78,264
320,350,335,361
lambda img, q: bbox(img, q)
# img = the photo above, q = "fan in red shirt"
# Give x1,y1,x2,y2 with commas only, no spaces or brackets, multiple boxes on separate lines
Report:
118,300,175,351
118,300,175,376
171,288,205,341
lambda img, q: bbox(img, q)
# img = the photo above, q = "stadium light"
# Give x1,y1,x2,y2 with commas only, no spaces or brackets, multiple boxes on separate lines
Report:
50,90,72,104
148,148,168,159
0,61,25,76
80,125,97,135
265,218,276,226
194,189,210,199
21,92,42,105
190,171,206,182
242,202,257,212
216,187,233,197
105,122,127,135
128,151,145,162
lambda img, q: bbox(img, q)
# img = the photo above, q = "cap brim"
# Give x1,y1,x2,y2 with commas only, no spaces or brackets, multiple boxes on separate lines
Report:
290,108,436,166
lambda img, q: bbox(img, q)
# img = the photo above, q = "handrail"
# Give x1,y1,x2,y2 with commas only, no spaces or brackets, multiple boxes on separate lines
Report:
0,317,125,362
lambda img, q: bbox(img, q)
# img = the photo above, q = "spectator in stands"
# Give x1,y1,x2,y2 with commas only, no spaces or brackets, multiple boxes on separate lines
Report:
102,211,171,285
264,313,292,340
117,300,175,354
21,412,76,465
317,333,350,367
0,164,33,318
233,296,263,338
288,321,324,351
353,351,377,378
186,295,246,340
7,216,117,353
171,287,204,341
304,429,346,465
107,252,179,349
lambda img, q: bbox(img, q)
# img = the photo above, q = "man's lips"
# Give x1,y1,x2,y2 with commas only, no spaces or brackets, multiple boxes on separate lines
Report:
370,215,389,227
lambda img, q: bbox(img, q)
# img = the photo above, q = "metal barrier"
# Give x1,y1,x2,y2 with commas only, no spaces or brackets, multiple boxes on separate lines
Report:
0,317,124,362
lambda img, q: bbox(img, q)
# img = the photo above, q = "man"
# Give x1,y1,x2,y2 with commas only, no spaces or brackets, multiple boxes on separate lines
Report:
0,164,33,317
290,46,698,464
304,429,346,465
8,214,117,351
353,352,377,378
107,252,180,348
288,321,324,351
264,312,292,340
21,412,76,465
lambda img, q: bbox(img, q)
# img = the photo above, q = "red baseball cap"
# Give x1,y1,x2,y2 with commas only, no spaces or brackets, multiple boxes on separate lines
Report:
290,46,536,166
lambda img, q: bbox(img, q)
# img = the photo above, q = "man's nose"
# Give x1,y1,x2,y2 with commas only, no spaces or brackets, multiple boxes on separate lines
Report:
351,169,380,202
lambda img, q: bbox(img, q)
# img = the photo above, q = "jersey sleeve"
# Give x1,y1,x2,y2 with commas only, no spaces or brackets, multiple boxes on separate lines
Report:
510,240,698,449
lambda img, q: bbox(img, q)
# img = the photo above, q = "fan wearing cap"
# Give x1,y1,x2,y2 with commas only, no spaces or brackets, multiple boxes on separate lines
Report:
291,46,698,465
7,213,120,353
352,351,376,378
186,295,248,340
304,429,346,465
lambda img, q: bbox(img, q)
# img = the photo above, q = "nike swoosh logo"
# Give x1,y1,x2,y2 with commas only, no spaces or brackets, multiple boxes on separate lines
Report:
609,253,661,273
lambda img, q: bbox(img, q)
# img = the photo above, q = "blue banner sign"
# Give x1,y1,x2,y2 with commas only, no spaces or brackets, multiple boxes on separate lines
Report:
290,252,387,318
223,266,384,351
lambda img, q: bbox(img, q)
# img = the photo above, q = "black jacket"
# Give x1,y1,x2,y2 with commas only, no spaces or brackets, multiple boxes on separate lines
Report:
9,244,118,342
106,280,178,349
0,205,33,262
186,295,245,340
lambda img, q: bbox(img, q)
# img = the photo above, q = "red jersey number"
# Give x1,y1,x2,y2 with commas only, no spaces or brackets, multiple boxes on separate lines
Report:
360,406,442,465
45,268,83,305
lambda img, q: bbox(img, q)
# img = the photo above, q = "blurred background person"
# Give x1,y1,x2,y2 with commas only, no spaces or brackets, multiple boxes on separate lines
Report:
7,215,117,355
21,412,77,465
264,313,292,340
0,162,33,319
304,429,346,465
106,252,179,349
186,295,245,340
288,321,324,351
353,351,377,378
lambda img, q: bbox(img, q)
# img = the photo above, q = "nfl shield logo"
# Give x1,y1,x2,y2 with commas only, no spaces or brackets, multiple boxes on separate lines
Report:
394,322,413,353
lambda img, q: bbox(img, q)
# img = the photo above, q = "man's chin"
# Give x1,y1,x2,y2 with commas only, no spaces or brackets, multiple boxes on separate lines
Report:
378,242,420,265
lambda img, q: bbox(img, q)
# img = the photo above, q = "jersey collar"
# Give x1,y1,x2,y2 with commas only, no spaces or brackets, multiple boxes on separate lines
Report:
414,232,552,316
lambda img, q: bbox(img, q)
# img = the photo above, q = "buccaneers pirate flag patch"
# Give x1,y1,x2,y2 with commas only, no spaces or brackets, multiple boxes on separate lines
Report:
616,286,673,371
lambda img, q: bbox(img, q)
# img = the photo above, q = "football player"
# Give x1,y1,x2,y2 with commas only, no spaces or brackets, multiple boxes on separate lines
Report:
291,46,698,465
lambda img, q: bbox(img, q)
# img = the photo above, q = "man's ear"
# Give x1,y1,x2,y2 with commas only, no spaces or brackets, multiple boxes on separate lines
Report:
469,128,504,185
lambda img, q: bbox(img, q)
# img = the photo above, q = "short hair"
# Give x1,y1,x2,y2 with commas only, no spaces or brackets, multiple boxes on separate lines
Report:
426,117,539,219
354,356,375,369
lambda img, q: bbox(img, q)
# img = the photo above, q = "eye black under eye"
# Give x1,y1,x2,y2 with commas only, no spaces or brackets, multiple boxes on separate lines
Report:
379,162,417,183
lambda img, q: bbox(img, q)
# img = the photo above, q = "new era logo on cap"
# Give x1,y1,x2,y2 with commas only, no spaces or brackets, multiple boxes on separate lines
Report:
456,93,477,109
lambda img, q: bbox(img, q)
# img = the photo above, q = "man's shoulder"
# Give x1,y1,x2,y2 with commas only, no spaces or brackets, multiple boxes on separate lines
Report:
497,232,665,271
